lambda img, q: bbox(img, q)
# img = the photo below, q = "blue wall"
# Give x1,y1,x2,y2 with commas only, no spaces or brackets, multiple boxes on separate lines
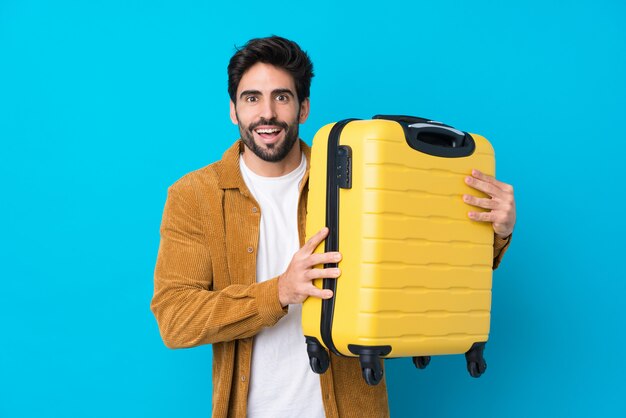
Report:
1,1,624,417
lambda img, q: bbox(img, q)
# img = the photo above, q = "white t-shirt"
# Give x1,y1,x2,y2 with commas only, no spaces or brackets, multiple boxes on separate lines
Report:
239,153,325,418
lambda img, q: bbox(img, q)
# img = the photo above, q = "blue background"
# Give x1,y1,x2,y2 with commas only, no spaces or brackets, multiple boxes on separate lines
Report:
1,0,625,417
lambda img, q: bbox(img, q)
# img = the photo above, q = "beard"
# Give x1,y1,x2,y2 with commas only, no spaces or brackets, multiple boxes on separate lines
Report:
238,113,300,163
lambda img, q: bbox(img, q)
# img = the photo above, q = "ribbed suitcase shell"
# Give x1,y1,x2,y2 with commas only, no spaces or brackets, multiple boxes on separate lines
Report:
302,118,495,359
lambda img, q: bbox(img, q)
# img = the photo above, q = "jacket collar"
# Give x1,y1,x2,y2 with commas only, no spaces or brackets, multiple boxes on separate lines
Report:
216,139,311,191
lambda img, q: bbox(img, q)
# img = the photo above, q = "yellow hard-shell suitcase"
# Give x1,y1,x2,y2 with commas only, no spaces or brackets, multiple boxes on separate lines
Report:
302,115,495,385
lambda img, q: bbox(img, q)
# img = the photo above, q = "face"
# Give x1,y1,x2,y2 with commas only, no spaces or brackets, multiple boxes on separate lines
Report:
230,62,310,163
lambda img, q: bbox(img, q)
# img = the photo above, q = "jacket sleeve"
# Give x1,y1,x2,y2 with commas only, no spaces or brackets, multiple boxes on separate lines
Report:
492,233,512,270
150,179,287,349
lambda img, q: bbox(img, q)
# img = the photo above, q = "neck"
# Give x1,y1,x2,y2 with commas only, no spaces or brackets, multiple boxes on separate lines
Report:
241,141,302,177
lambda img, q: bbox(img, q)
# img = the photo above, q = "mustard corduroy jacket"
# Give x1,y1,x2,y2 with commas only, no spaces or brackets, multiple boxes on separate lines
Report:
151,139,511,417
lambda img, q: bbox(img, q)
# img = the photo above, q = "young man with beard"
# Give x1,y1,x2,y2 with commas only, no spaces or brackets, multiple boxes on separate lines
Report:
151,36,515,418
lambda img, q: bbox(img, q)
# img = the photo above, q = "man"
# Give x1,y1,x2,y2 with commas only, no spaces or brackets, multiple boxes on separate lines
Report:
151,36,515,418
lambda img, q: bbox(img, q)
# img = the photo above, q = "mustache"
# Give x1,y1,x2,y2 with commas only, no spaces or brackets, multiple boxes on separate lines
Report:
248,118,289,132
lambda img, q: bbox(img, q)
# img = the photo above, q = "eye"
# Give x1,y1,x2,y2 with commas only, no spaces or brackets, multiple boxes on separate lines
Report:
276,94,289,102
245,96,258,103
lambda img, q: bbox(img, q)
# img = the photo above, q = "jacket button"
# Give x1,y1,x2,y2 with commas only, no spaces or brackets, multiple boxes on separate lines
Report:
247,247,254,253
252,207,258,213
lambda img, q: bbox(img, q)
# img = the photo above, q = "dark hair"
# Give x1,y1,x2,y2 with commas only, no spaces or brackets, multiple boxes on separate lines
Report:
228,36,314,104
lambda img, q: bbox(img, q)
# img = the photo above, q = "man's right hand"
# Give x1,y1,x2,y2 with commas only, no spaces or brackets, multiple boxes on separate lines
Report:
277,227,342,307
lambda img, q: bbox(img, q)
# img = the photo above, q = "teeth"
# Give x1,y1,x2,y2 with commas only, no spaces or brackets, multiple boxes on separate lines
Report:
255,128,280,134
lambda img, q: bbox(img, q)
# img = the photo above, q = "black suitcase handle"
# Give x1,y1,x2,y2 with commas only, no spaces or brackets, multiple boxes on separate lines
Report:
373,114,476,158
373,114,432,125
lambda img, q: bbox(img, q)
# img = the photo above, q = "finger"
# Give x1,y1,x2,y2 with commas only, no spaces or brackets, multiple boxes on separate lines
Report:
306,284,333,299
471,169,514,194
465,176,502,198
493,224,512,238
468,210,496,223
463,194,498,210
306,267,341,280
309,251,342,267
303,227,329,253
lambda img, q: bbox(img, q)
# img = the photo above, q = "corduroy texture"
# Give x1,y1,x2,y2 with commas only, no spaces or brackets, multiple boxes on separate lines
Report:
151,140,511,417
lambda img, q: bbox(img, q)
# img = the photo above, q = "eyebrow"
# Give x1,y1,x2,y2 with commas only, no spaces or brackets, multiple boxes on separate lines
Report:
239,88,295,100
272,88,295,97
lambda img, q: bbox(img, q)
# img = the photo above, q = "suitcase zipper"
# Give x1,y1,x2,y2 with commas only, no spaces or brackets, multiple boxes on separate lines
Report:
320,118,358,356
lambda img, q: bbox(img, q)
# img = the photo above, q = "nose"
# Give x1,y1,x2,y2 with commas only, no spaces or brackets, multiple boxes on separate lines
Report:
258,98,277,120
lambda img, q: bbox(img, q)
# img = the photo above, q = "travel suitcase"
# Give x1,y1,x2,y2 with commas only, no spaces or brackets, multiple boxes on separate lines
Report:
302,115,495,385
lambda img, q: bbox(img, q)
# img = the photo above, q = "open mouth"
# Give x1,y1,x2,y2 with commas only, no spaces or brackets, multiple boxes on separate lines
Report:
254,126,284,142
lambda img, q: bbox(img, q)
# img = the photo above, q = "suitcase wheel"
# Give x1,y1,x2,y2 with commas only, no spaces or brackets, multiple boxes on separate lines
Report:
465,342,487,378
359,355,384,386
412,356,431,369
362,367,383,386
309,355,328,374
306,337,329,374
467,361,487,378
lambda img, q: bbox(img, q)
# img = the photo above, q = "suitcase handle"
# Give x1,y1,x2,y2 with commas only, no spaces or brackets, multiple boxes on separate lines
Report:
407,123,466,147
373,114,475,158
373,114,432,125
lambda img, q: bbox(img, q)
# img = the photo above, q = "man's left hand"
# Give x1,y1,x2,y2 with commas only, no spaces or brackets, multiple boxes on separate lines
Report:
463,169,516,238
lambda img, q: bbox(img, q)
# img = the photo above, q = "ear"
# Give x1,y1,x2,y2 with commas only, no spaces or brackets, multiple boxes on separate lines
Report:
229,100,238,125
298,98,310,124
